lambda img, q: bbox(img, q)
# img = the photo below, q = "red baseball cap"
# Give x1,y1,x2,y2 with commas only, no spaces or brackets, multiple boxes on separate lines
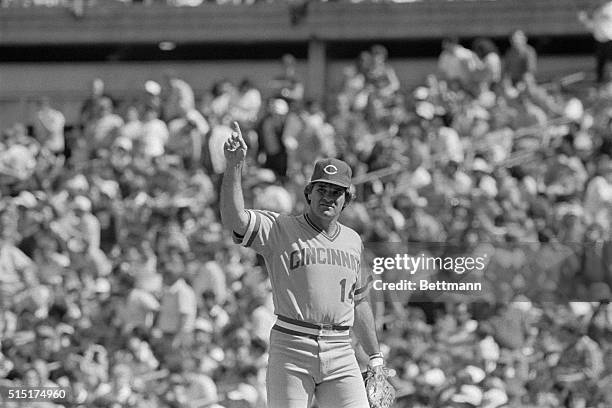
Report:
309,158,352,188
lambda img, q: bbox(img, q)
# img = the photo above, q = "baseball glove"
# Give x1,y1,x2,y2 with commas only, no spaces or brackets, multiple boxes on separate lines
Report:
364,366,396,408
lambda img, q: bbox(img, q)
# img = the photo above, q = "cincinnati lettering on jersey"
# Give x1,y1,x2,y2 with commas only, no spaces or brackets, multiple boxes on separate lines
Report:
288,247,360,273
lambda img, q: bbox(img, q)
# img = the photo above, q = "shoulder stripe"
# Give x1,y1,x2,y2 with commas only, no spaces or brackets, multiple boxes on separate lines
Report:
256,210,277,224
232,211,251,244
304,213,322,233
354,295,368,304
239,210,254,245
354,275,373,295
245,212,261,248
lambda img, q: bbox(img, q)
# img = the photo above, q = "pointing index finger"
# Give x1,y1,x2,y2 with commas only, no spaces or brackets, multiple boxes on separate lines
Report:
232,121,248,149
231,121,241,135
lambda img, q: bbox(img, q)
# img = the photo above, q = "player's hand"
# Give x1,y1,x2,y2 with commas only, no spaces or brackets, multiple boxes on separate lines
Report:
372,365,393,380
224,121,247,166
364,365,396,408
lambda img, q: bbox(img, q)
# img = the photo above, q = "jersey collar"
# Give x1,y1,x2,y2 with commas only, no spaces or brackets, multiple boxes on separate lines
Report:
303,213,341,241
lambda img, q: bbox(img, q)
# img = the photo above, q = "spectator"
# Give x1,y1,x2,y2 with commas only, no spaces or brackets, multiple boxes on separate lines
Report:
66,195,112,278
270,54,304,107
167,107,209,169
143,79,163,114
511,90,548,129
121,105,144,141
437,37,482,93
503,29,537,86
156,264,197,348
339,64,369,112
0,202,35,304
161,70,196,122
368,44,400,98
231,78,263,126
207,116,233,176
79,77,109,130
0,136,37,186
256,98,292,179
579,1,612,84
192,260,228,306
169,0,204,6
280,100,316,176
139,106,169,159
472,37,502,92
121,274,160,335
32,227,70,287
85,96,124,153
210,79,236,119
33,97,65,155
584,156,612,230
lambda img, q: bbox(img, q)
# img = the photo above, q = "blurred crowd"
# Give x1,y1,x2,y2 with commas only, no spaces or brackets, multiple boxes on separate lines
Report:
0,0,502,7
1,31,612,408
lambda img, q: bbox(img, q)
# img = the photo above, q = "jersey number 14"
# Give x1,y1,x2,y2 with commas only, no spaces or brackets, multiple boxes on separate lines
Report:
339,279,356,303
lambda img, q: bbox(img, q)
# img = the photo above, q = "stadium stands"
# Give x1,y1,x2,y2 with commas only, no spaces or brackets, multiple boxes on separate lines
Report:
1,2,612,408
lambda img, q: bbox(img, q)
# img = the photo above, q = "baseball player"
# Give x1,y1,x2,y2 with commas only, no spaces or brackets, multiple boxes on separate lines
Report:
220,122,387,408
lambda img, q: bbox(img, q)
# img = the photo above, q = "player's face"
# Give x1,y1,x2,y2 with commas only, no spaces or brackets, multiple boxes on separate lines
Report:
308,182,346,219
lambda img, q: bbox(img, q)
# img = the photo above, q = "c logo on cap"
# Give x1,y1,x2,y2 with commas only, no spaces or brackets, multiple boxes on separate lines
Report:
324,165,338,175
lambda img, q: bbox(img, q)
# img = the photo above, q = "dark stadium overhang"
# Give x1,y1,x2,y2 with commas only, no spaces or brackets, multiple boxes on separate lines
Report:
0,0,594,46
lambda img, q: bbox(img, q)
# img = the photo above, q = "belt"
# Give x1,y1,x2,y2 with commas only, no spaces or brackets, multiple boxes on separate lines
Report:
273,315,351,340
277,315,351,331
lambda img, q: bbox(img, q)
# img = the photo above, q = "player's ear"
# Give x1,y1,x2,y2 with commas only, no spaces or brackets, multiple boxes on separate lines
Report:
343,186,355,209
304,183,313,204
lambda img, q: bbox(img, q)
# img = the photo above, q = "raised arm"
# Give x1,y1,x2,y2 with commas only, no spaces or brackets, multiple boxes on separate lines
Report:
220,121,250,236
